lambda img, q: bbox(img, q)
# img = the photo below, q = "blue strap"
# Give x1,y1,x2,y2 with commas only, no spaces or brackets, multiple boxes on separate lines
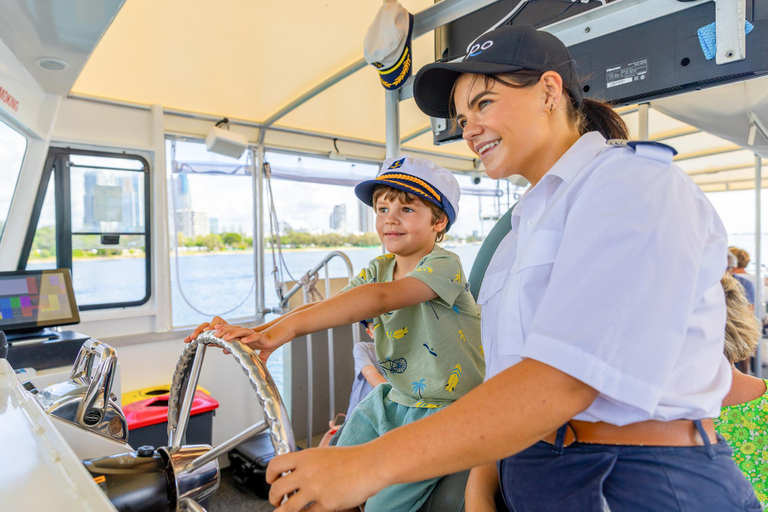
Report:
552,424,568,455
468,203,517,301
694,419,716,459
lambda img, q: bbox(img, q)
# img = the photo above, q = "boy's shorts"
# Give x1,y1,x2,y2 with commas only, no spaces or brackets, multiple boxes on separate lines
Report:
331,383,443,512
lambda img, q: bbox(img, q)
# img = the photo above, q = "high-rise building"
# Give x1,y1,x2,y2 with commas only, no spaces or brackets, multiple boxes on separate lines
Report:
176,209,210,238
330,204,347,232
358,202,373,233
175,174,192,210
83,171,143,231
83,171,97,228
121,174,142,229
209,217,219,235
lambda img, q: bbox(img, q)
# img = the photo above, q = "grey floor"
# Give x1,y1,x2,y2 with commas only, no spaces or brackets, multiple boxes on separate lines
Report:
207,467,275,512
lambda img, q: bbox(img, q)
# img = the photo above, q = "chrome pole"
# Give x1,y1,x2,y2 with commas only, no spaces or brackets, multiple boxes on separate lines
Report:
304,286,314,448
172,344,207,450
385,90,400,159
325,264,335,422
254,146,266,322
638,103,650,141
182,421,267,474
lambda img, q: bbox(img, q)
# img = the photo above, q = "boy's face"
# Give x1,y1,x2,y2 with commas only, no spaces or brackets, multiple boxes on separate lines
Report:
374,193,446,257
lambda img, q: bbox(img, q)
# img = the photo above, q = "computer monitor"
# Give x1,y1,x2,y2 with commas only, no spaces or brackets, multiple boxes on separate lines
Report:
0,269,80,339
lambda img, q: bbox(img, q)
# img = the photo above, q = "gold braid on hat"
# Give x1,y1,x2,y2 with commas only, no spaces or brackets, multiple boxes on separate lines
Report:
376,173,441,202
379,48,411,89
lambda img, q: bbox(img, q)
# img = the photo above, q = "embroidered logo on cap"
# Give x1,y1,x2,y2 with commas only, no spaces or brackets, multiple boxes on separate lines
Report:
388,158,405,169
467,40,493,58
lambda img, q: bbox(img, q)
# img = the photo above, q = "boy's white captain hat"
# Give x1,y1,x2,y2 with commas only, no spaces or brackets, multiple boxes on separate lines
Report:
354,155,461,230
364,0,414,91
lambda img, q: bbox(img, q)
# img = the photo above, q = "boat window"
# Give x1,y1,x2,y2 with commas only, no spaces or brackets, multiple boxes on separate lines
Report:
0,118,28,244
167,140,520,329
20,149,151,310
166,139,256,328
25,174,57,270
707,189,768,275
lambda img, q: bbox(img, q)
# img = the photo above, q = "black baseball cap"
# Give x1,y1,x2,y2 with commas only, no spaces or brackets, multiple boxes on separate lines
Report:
413,24,583,119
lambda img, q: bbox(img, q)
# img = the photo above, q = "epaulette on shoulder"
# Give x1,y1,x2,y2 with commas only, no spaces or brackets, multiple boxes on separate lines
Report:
606,139,677,163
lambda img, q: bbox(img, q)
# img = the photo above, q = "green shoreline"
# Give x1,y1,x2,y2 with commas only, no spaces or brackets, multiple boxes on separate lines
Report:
28,243,480,264
28,245,384,264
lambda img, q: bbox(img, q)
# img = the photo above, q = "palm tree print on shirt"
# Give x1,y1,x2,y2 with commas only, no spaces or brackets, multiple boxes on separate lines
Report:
412,379,426,398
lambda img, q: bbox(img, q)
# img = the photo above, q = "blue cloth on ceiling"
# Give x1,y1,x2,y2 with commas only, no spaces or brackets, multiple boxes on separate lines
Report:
697,20,754,60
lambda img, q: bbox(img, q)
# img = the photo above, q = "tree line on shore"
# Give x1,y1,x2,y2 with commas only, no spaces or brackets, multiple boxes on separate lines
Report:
27,226,481,260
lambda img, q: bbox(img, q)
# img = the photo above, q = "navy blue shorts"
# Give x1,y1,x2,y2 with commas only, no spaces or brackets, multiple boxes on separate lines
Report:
498,422,761,512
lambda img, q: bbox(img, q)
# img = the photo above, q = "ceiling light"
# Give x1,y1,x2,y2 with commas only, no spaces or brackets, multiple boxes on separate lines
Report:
36,57,69,71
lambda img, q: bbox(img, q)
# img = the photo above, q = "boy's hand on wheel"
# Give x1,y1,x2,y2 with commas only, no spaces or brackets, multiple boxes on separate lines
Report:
183,316,228,343
239,323,294,364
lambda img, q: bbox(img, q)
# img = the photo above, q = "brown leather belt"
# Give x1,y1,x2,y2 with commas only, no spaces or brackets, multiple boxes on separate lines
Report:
542,419,717,447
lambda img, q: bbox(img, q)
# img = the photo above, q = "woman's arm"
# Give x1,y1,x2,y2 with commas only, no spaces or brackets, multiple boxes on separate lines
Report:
266,358,598,511
465,463,500,512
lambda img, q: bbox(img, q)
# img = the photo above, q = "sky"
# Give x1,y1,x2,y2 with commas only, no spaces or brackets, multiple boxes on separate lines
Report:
0,119,27,230
168,140,515,238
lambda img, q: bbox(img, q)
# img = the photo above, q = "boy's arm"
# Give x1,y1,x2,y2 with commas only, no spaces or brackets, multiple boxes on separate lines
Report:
251,301,319,332
234,278,438,352
465,463,500,512
362,365,387,387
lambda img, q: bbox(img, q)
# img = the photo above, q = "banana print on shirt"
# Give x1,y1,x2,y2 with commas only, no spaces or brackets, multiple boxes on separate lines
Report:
387,327,408,341
414,401,443,409
446,364,462,392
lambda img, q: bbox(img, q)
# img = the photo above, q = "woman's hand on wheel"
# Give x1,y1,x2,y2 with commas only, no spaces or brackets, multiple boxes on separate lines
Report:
266,445,380,512
183,316,228,344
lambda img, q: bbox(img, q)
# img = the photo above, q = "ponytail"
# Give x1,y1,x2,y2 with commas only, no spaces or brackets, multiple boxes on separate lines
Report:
565,92,629,140
579,97,630,139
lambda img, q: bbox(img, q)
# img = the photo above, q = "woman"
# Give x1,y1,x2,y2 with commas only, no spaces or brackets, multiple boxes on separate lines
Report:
717,274,768,508
264,24,760,511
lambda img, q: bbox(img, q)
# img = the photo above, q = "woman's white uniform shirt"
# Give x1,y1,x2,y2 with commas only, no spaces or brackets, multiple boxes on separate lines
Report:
477,132,731,426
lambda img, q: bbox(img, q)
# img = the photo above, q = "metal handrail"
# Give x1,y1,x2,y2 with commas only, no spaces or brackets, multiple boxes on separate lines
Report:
281,251,361,447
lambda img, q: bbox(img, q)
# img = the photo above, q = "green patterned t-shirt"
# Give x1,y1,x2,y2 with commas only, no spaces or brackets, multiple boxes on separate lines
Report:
714,380,768,509
342,245,484,408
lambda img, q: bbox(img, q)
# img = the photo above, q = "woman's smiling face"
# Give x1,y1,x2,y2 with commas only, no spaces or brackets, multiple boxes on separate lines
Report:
453,73,550,183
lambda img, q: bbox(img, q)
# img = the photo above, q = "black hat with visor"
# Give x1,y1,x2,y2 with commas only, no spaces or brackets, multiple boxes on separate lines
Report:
413,24,583,119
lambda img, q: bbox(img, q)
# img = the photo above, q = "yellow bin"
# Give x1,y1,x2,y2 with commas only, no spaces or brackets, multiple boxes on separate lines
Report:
122,384,210,406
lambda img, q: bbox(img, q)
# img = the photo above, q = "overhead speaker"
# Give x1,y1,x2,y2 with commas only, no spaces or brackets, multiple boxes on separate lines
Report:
205,125,248,159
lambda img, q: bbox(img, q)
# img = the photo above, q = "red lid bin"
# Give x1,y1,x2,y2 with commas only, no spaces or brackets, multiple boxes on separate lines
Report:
123,390,219,449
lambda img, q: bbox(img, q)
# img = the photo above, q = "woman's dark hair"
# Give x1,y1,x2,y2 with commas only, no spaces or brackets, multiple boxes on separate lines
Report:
449,71,629,140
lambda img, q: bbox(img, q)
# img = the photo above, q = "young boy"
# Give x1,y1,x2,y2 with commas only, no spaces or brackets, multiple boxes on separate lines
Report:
190,155,484,512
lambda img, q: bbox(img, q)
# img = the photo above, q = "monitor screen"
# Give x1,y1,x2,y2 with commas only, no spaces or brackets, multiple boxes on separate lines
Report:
0,269,80,332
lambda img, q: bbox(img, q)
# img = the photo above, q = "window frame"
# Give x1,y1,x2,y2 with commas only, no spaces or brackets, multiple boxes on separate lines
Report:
18,147,152,310
0,116,29,244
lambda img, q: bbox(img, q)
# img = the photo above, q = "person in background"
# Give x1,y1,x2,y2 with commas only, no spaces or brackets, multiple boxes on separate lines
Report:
716,273,768,509
730,247,756,311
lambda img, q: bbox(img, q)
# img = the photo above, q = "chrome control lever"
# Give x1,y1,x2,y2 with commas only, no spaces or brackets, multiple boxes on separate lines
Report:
37,338,128,442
